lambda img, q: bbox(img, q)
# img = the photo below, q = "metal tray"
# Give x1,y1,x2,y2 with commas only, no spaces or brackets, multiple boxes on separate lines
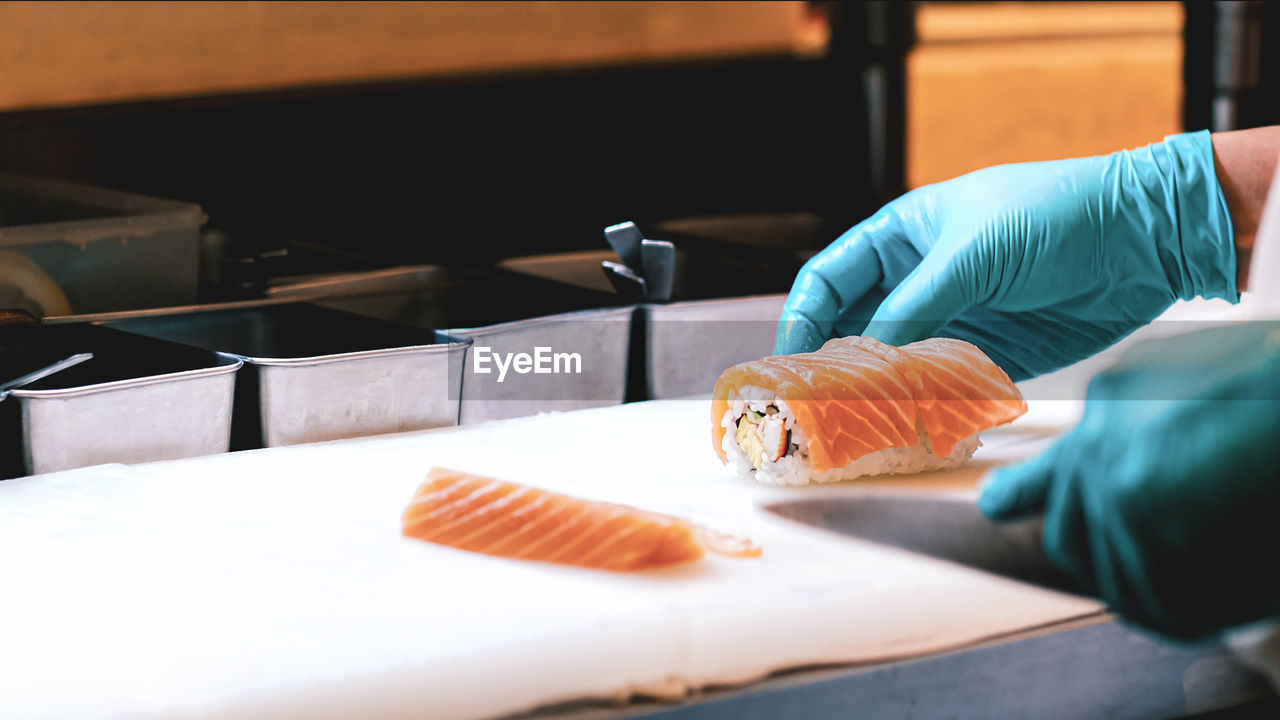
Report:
264,264,454,329
294,267,637,424
0,323,239,478
103,303,469,448
0,173,206,316
640,294,786,400
451,306,635,425
497,250,624,294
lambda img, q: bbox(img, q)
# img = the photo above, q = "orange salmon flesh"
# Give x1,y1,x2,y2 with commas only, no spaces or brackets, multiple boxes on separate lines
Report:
712,336,1027,473
402,468,761,572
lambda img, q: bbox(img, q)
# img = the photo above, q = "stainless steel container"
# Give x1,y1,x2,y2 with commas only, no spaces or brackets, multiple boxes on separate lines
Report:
306,266,636,425
452,306,635,425
641,294,786,399
246,344,467,447
104,303,470,448
0,324,239,477
10,361,240,476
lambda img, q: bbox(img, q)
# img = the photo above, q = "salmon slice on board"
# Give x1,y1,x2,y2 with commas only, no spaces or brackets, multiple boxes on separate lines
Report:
401,468,761,572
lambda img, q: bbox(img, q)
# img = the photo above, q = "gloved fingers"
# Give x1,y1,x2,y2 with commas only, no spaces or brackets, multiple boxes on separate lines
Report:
832,287,888,340
862,244,977,347
773,305,830,358
1041,464,1098,596
775,208,903,355
937,306,1074,382
1087,506,1135,623
977,439,1067,520
1095,506,1175,636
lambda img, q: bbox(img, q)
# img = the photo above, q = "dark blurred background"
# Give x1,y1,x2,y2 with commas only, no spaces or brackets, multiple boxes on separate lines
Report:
0,2,910,278
0,1,1276,286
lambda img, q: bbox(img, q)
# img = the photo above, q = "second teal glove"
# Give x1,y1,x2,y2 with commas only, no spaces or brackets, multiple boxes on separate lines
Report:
979,323,1280,639
775,131,1238,380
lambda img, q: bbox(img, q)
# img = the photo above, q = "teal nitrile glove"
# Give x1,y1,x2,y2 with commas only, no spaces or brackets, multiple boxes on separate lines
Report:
775,131,1238,380
980,323,1280,639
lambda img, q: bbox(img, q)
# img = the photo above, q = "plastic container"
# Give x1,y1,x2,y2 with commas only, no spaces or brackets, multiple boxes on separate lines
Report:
0,174,206,316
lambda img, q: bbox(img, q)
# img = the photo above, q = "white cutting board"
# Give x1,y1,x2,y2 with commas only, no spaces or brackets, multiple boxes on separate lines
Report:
0,396,1100,720
4,296,1258,720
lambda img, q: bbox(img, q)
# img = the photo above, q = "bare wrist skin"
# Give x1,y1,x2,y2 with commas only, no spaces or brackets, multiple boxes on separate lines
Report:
1210,126,1280,292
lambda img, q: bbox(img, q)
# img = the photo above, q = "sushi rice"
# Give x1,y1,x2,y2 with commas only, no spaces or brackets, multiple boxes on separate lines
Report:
720,385,981,486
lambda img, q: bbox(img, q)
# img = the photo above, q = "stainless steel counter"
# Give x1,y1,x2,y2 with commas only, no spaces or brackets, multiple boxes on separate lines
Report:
539,617,1278,720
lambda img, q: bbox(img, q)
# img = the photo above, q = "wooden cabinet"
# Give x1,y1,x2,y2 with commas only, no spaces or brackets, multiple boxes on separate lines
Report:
0,1,826,113
908,1,1183,188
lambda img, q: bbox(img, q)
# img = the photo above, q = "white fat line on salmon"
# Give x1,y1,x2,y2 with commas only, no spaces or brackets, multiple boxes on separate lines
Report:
472,346,583,382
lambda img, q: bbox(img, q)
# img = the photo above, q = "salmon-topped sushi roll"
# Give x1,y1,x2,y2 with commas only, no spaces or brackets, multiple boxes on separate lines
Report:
711,336,1026,485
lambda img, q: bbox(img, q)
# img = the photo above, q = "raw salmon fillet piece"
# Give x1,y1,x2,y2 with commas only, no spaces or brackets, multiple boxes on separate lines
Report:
402,468,761,572
898,337,1029,458
712,336,1026,473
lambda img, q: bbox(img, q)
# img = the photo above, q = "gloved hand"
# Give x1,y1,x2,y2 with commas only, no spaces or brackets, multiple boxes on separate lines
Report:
775,131,1238,380
979,323,1280,639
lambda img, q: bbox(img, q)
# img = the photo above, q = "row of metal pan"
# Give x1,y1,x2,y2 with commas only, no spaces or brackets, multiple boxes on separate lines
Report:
0,292,785,478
